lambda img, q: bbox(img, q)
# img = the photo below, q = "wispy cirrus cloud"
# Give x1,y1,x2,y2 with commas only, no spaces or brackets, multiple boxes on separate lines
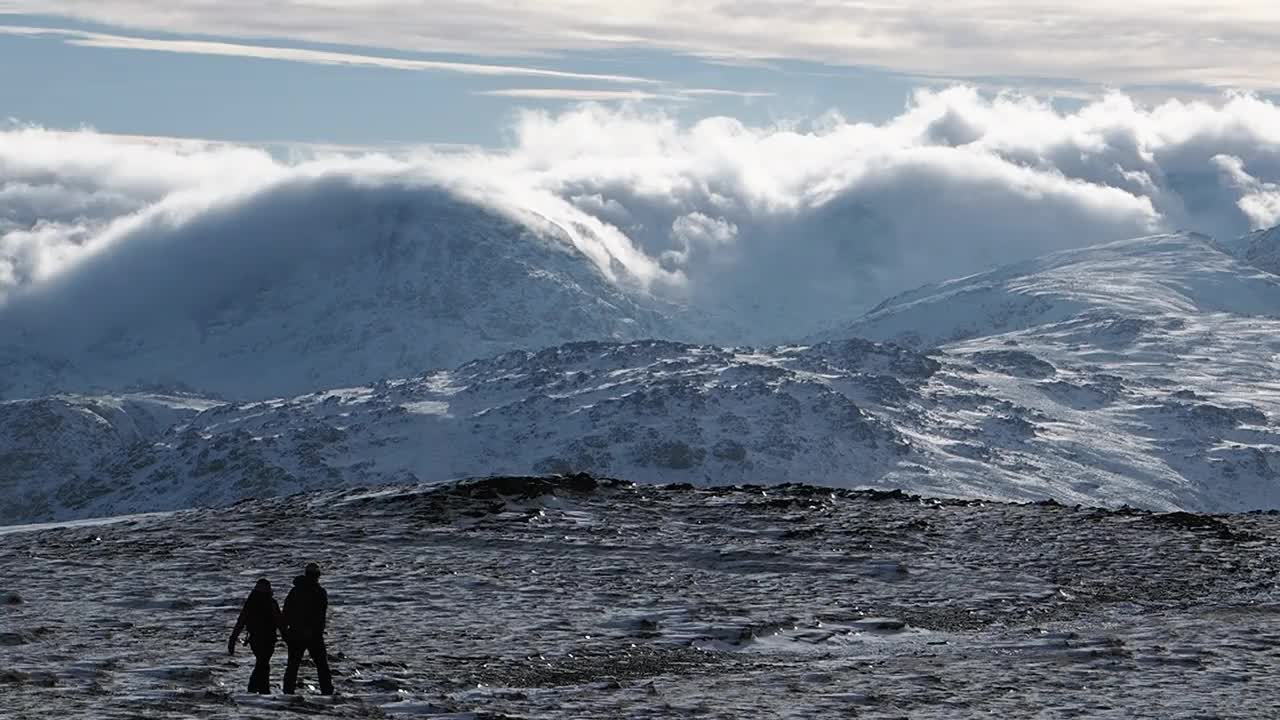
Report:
4,1,1280,91
472,87,775,104
678,89,775,98
0,25,659,84
473,89,685,102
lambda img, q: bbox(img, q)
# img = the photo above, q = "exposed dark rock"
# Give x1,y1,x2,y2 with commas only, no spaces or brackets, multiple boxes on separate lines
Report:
972,350,1057,379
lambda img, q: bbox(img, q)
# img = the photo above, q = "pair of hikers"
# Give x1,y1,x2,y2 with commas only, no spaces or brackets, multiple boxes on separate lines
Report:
227,562,333,695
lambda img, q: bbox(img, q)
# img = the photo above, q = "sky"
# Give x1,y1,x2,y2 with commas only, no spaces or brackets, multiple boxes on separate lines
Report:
5,2,1280,352
4,2,1279,146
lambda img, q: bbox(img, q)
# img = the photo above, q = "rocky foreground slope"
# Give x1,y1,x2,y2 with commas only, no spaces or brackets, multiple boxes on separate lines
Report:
2,475,1279,718
3,231,1280,523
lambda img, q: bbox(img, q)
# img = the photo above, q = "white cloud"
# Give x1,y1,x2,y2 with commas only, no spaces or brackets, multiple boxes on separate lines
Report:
3,88,1280,345
5,2,1280,90
1216,154,1280,229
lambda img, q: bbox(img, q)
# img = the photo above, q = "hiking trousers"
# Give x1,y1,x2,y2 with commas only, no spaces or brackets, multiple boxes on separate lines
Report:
283,635,333,695
248,637,275,694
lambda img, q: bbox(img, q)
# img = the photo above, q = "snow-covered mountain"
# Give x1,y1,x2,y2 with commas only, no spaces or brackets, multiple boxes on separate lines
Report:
3,230,1280,524
0,185,681,401
831,232,1280,348
1220,224,1280,277
0,393,219,522
0,340,923,523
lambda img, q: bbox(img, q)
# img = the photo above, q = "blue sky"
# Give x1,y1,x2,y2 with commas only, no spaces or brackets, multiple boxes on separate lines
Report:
0,12,930,147
2,3,1278,146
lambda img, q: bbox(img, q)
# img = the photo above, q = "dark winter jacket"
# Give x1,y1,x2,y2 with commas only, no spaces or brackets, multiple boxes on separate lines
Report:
232,589,285,644
283,575,328,641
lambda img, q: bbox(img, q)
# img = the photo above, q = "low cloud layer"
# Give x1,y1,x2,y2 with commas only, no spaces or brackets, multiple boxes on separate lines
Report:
3,88,1280,346
7,2,1280,91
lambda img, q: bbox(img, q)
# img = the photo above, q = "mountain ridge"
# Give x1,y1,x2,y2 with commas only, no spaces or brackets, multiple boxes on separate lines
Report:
3,228,1280,524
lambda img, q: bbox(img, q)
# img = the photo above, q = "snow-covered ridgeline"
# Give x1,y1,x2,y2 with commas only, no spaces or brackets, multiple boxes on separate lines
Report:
4,231,1280,522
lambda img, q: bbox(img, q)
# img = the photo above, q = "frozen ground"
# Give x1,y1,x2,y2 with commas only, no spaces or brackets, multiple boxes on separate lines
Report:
3,474,1279,718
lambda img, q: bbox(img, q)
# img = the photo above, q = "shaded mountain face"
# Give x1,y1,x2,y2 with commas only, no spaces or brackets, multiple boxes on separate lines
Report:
0,183,679,401
4,229,1280,524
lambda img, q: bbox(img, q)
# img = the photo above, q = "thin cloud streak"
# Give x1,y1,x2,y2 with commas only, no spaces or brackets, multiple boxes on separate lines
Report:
0,25,660,84
474,89,686,102
678,89,776,98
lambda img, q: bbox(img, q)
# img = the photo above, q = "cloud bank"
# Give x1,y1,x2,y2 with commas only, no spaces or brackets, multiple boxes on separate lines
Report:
3,88,1280,347
7,1,1280,90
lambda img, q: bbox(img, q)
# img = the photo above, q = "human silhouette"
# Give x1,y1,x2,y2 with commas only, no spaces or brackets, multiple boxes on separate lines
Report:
227,578,286,694
282,562,333,695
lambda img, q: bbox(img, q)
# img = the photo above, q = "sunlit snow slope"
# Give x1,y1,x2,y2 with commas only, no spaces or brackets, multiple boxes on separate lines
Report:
834,232,1280,347
3,230,1279,523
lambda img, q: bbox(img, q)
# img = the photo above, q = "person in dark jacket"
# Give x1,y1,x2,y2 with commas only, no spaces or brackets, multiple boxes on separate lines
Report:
227,578,286,694
282,562,333,695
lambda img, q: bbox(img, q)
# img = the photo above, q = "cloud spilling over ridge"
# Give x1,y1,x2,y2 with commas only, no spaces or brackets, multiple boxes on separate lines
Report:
3,88,1280,346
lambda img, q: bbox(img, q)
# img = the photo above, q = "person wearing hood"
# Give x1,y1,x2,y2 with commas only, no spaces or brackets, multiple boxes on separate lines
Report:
227,578,286,694
282,561,333,695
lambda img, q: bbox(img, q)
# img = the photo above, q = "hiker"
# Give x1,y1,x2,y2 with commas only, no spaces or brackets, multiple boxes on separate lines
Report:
227,578,286,694
282,562,333,695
